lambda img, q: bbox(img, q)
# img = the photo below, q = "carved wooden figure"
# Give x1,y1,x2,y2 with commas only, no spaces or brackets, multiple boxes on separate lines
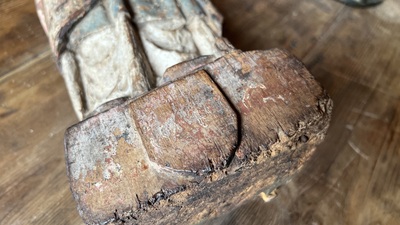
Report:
35,0,333,224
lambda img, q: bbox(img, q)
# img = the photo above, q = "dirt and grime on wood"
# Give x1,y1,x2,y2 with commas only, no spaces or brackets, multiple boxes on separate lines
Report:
65,49,332,224
2,0,400,224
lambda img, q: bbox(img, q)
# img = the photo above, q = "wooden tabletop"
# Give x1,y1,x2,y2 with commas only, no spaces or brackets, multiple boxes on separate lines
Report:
1,0,399,224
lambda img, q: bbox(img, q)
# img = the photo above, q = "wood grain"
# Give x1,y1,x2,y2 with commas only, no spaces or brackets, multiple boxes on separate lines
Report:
1,0,399,224
64,49,331,224
0,0,48,78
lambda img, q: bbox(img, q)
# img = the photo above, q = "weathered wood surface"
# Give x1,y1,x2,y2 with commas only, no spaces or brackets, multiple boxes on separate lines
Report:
1,0,400,225
65,49,331,224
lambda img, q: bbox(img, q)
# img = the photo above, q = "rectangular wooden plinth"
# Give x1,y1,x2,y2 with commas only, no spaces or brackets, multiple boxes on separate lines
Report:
65,49,332,224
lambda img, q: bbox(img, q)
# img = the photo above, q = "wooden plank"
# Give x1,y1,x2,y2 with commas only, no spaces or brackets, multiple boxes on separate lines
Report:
0,0,49,78
213,0,344,58
0,53,80,225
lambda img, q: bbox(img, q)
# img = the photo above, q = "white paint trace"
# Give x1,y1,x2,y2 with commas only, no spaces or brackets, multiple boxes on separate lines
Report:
37,0,228,120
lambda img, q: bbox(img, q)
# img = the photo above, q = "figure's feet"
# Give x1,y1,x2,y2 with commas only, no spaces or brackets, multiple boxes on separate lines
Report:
337,0,384,7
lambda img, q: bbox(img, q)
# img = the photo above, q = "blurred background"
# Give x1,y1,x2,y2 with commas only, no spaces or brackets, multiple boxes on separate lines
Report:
0,0,399,224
